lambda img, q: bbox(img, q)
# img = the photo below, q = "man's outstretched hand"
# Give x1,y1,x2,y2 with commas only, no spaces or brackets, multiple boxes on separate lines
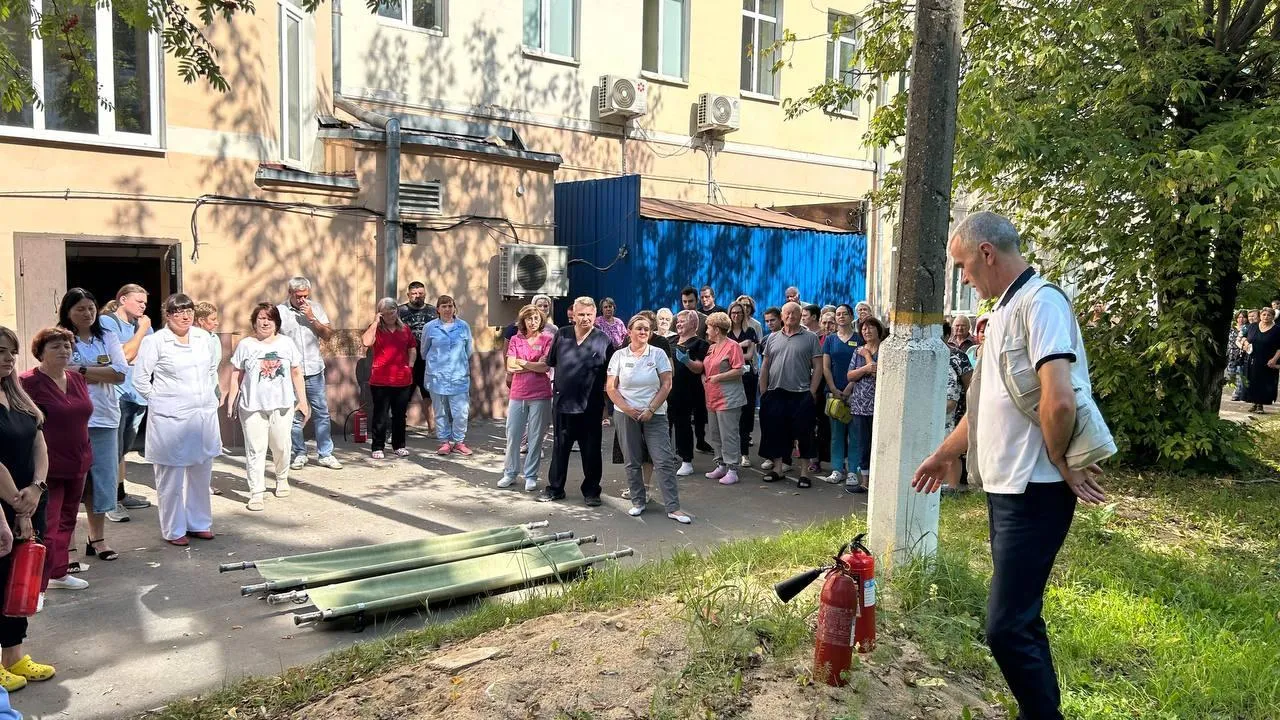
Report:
911,453,954,494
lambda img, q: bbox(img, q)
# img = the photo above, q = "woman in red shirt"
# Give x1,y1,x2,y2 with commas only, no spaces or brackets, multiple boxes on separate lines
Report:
361,298,417,459
20,328,93,595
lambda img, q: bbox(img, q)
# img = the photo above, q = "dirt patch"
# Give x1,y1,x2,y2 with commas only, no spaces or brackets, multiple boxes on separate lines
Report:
291,599,1001,719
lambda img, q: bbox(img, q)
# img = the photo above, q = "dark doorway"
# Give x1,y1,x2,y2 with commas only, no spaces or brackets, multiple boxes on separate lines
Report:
66,242,180,326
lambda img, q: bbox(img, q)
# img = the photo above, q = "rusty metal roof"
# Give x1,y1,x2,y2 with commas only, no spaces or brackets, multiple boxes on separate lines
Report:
638,197,848,233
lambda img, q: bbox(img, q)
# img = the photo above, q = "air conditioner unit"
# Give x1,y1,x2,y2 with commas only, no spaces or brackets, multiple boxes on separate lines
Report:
598,75,648,120
697,93,741,134
498,244,569,298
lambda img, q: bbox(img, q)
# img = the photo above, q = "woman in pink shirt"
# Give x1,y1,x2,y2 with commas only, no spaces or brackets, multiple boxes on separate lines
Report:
700,312,747,485
500,305,554,491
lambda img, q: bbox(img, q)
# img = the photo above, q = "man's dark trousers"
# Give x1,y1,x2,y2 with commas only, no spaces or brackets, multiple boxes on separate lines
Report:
547,411,603,499
986,481,1076,720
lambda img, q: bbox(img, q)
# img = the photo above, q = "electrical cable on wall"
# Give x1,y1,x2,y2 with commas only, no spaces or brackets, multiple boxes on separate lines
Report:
568,245,629,272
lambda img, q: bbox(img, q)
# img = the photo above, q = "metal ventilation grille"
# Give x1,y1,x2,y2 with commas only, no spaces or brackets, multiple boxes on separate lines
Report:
401,182,443,216
514,253,548,292
710,95,734,124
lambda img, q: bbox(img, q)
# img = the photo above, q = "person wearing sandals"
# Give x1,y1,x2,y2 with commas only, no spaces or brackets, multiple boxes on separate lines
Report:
20,328,94,597
133,294,222,546
606,314,692,524
701,312,747,486
844,317,886,493
362,298,417,460
0,325,58,690
59,288,125,564
420,295,475,456
227,304,310,512
758,303,823,488
501,304,554,491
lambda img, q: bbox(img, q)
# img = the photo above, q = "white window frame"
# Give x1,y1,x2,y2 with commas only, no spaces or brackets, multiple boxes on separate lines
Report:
376,0,446,36
950,263,977,314
279,1,305,165
0,0,163,149
522,0,579,63
641,0,690,84
740,0,782,100
828,11,859,118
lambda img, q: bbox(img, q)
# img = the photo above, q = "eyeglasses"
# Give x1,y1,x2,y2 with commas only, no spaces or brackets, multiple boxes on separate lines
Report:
170,309,195,317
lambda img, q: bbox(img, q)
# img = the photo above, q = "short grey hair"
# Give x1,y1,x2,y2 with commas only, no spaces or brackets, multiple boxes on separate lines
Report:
532,294,552,307
572,296,596,309
952,211,1021,254
677,309,700,326
376,297,397,313
287,276,312,293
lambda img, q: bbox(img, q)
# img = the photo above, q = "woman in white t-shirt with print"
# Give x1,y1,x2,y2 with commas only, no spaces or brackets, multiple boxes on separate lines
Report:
227,303,310,512
605,314,692,524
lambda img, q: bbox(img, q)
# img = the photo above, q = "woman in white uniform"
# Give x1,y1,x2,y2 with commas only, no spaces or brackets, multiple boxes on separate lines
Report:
133,294,222,546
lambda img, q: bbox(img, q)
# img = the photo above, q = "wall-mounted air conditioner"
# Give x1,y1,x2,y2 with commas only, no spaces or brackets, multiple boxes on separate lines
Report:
697,93,741,133
498,244,569,298
598,75,649,120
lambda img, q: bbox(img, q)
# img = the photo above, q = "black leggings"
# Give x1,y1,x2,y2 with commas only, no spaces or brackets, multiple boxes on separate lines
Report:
370,384,414,451
738,372,758,455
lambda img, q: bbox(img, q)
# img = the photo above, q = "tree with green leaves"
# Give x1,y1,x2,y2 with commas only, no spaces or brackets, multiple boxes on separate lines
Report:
784,0,1280,468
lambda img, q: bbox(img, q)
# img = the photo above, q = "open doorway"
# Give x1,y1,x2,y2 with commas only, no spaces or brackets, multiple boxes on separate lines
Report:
65,242,181,326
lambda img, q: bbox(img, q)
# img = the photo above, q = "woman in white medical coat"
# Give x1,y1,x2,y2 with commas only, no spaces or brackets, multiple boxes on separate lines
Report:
133,293,222,546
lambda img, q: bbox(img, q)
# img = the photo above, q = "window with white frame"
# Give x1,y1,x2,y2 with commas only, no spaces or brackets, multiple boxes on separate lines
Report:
280,2,304,163
378,0,445,33
523,0,577,60
740,0,780,98
826,11,858,117
0,0,161,147
950,264,977,314
642,0,688,80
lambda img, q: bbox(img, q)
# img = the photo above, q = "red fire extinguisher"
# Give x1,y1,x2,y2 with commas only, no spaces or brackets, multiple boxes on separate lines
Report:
352,408,369,444
4,538,47,618
774,533,876,687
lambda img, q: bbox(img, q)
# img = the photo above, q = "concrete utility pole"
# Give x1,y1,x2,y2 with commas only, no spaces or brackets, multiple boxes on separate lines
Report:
866,0,965,568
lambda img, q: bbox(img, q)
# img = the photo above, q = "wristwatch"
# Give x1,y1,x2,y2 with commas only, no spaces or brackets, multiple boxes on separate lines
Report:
34,480,47,493
78,366,88,376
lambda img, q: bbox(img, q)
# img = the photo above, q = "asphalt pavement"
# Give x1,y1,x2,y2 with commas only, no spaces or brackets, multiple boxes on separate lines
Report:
16,420,866,719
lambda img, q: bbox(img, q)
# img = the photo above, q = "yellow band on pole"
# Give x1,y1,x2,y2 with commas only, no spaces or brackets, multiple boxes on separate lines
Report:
888,310,947,326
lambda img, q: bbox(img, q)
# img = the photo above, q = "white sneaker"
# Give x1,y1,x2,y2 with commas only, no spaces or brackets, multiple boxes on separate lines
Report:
317,455,343,470
105,502,130,523
628,506,644,517
497,476,515,488
676,462,695,477
290,455,308,470
525,479,539,492
48,575,89,591
739,455,751,468
760,460,774,471
36,592,44,613
823,471,845,485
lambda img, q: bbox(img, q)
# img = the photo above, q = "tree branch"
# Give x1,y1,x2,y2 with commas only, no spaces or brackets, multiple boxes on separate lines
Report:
1216,0,1230,50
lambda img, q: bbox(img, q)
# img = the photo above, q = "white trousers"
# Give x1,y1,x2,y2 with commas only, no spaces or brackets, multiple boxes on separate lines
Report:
241,408,292,496
155,459,214,540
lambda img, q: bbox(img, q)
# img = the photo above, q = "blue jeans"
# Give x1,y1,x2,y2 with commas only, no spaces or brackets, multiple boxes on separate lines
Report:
829,415,859,474
87,427,119,513
503,398,550,483
292,373,335,459
429,391,470,443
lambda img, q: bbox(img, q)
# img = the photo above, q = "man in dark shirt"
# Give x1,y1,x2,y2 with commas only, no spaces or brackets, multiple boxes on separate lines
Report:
700,285,728,315
681,286,709,339
539,297,615,506
398,281,438,430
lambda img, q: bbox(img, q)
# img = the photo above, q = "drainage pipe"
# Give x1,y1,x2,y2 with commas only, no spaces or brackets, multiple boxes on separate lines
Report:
334,97,401,299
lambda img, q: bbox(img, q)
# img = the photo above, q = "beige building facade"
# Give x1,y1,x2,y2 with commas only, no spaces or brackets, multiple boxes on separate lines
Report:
1,0,889,428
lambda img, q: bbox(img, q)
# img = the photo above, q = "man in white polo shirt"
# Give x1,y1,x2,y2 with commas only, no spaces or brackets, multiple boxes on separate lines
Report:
912,211,1106,720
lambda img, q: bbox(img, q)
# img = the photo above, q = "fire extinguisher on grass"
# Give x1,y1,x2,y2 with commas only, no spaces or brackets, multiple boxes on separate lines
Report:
4,537,47,618
774,533,876,687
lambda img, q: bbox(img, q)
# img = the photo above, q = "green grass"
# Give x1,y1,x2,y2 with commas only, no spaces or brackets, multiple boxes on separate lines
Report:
146,427,1280,720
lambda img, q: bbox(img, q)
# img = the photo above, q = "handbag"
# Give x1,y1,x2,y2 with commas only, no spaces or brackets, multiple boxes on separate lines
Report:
825,394,852,424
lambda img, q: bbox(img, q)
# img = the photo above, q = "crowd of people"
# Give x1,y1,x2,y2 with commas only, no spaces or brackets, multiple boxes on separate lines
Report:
1228,302,1280,413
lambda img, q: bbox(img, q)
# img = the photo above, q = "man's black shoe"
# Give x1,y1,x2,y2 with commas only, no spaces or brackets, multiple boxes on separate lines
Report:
537,489,566,503
584,496,602,507
695,442,714,454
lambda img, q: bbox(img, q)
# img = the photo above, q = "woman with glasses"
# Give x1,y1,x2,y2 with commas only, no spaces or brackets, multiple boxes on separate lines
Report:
133,294,222,546
605,314,692,524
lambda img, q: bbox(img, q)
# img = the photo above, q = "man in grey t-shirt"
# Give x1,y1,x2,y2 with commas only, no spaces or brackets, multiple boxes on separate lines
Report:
757,302,823,487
